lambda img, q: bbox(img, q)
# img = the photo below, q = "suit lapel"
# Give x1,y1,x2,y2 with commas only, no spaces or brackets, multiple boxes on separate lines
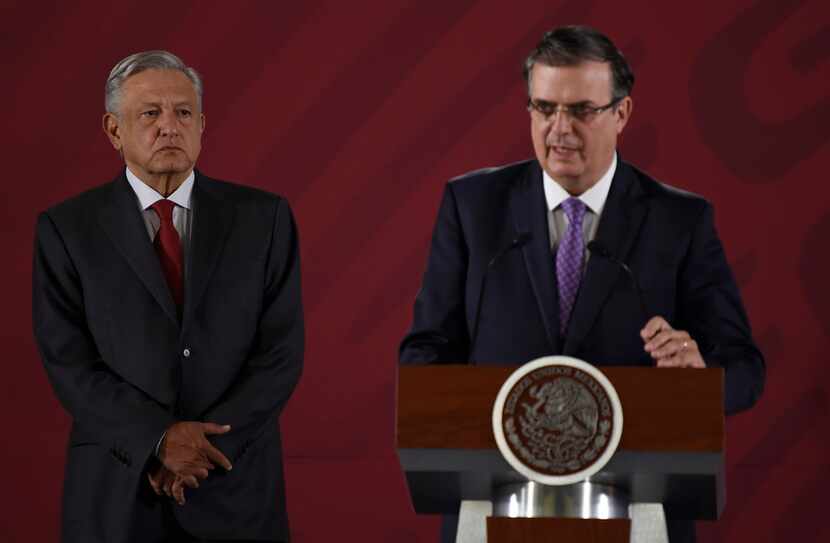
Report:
510,162,561,354
564,160,649,355
98,173,180,326
183,173,234,330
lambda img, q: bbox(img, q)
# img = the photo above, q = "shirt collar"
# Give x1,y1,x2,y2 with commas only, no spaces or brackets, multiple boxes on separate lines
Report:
542,153,617,216
125,167,194,211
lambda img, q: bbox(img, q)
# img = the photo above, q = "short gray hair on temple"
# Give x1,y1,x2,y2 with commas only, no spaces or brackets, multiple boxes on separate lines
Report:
105,50,203,115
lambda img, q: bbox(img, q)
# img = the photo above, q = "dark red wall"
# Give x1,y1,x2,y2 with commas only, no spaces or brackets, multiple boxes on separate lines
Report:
2,1,828,541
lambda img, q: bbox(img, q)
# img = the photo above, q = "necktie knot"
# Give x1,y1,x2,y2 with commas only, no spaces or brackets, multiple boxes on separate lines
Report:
560,197,586,224
151,199,176,222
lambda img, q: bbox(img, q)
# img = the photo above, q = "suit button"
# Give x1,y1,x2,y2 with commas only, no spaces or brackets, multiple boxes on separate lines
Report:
183,348,191,358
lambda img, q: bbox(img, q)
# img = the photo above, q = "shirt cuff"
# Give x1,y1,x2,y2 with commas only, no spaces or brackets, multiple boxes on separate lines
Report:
154,430,167,459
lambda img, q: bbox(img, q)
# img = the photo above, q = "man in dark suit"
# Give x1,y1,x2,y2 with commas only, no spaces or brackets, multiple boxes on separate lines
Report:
33,51,303,542
399,26,764,543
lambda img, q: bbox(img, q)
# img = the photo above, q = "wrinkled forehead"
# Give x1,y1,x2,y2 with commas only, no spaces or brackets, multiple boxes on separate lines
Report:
529,61,614,103
121,68,199,107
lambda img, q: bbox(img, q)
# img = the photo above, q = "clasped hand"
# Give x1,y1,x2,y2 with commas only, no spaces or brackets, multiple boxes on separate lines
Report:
147,421,232,505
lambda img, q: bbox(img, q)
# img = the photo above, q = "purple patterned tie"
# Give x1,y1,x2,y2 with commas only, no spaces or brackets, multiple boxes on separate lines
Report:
557,197,587,336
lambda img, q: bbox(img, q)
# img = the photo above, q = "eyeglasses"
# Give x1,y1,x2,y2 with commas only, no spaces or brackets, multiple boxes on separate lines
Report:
527,97,623,123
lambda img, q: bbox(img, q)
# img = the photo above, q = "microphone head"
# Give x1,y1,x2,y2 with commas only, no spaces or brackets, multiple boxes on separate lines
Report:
587,240,610,257
513,232,532,246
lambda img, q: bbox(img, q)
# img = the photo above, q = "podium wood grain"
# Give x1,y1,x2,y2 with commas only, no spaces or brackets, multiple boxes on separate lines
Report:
397,365,723,452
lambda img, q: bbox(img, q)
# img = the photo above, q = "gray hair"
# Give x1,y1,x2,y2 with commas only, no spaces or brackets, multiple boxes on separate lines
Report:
105,50,203,115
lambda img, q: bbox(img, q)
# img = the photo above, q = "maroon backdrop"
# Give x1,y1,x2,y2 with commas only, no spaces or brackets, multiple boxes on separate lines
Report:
2,1,828,541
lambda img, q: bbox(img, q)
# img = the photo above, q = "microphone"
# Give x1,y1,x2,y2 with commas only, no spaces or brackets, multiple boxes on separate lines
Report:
487,232,532,267
586,240,648,325
470,233,532,355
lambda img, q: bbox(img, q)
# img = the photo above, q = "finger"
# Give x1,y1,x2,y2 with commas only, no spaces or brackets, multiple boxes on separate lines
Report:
655,356,684,368
645,329,687,354
201,422,232,435
640,316,670,341
173,460,211,480
691,357,706,368
161,448,207,474
163,469,176,491
172,479,186,506
651,337,694,359
188,465,210,480
202,442,233,471
644,329,672,353
657,357,702,368
147,473,162,495
672,348,706,369
656,349,705,369
181,475,200,490
186,460,215,479
171,452,213,471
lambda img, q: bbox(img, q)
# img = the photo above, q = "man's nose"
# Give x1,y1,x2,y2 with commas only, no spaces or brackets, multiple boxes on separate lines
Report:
549,108,573,135
157,110,179,136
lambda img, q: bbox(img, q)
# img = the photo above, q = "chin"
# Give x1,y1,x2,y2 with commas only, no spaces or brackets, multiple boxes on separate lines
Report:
547,162,583,180
151,160,191,174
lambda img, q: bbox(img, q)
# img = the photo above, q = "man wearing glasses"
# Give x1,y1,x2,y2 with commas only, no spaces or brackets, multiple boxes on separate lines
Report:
400,26,764,543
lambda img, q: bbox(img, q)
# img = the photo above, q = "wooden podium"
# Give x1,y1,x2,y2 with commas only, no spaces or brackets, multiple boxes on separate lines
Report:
396,365,725,542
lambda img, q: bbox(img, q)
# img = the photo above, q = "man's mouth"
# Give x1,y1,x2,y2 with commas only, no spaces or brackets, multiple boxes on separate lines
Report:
550,145,579,154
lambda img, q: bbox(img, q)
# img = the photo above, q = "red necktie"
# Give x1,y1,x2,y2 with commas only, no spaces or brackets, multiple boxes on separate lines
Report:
151,200,183,309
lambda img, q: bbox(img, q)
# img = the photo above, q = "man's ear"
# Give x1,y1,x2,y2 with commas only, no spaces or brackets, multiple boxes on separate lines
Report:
615,96,633,134
103,112,122,151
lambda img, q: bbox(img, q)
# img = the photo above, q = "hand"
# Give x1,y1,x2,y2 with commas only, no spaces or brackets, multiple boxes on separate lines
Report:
641,316,706,368
158,421,233,481
147,464,199,506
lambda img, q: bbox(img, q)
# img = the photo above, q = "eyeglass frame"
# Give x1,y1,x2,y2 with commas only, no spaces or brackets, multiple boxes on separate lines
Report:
526,96,625,123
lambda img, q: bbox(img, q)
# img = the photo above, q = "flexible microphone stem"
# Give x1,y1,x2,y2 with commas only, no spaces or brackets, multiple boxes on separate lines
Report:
586,240,649,326
470,233,532,355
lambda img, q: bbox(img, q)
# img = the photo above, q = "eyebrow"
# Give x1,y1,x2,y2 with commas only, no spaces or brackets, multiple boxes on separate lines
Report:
531,98,597,108
136,101,195,109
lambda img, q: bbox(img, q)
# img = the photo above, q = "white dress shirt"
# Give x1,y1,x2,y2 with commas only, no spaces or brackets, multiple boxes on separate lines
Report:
543,153,617,267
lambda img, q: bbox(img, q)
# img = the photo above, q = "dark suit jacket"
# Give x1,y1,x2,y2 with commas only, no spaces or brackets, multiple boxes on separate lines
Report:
33,170,304,543
400,157,764,415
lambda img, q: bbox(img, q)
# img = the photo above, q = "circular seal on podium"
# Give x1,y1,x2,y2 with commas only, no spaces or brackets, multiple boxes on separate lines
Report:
492,356,624,486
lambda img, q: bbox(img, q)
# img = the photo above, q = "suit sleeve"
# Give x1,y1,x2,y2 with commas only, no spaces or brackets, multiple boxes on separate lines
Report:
676,203,765,414
203,198,304,460
399,184,471,364
32,212,175,473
